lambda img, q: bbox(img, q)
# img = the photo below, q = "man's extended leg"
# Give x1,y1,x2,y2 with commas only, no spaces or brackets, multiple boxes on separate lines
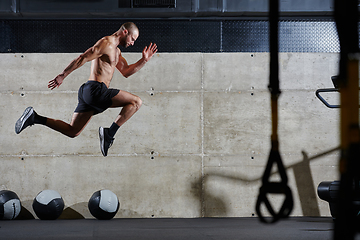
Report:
46,111,94,138
99,90,142,156
16,107,93,138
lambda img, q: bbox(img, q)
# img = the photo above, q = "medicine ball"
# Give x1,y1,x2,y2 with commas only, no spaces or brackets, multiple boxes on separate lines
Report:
32,190,64,220
88,189,119,220
0,190,21,220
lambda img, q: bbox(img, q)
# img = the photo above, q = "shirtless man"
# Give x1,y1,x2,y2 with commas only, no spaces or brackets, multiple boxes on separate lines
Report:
15,22,158,157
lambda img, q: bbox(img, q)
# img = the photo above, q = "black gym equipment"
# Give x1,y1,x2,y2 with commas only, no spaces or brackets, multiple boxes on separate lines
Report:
316,75,360,222
315,76,340,109
317,181,340,219
88,190,120,220
255,0,293,224
32,190,65,220
317,0,360,239
0,190,21,220
317,181,360,220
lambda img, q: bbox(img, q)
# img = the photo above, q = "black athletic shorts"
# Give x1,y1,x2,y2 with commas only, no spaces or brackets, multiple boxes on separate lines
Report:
74,81,120,115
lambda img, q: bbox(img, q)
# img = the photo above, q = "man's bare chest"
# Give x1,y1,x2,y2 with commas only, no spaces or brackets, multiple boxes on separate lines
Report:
99,51,119,67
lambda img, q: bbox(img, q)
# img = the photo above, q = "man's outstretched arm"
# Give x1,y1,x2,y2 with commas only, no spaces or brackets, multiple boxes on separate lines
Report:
116,42,158,78
48,39,107,90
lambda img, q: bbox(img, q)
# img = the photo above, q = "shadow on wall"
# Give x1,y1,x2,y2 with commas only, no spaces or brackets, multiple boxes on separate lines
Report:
14,147,338,219
16,200,35,220
193,146,339,217
59,204,86,219
15,201,86,220
16,201,146,220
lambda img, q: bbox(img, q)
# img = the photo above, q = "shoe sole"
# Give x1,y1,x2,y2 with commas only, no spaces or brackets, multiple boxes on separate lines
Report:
99,127,106,156
15,106,34,134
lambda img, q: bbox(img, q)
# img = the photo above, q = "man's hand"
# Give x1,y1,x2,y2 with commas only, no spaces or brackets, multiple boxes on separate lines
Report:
48,74,65,90
116,42,158,78
142,43,158,62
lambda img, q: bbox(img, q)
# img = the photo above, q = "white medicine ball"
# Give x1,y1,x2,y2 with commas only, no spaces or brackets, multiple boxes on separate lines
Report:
0,190,21,220
88,189,119,220
32,190,64,220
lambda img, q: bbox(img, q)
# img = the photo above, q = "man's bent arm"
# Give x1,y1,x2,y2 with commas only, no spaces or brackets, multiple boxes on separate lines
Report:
48,40,105,90
117,56,147,78
61,49,97,78
116,42,158,78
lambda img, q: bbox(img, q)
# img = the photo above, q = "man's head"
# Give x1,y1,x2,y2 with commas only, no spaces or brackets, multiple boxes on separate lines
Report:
119,22,139,48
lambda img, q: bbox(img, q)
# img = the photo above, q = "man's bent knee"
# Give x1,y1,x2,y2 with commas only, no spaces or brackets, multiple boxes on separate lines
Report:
67,131,81,138
135,96,142,110
66,126,84,138
128,95,142,111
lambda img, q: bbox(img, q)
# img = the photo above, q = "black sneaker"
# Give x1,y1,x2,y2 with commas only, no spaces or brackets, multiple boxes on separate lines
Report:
15,106,35,134
99,127,114,157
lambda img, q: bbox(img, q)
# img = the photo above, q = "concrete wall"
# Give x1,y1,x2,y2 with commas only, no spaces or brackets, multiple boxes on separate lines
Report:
0,52,340,218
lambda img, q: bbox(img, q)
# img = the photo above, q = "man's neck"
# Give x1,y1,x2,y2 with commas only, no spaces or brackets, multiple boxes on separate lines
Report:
112,30,122,46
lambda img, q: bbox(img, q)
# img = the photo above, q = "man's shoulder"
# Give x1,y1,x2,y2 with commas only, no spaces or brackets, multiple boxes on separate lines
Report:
95,36,118,52
101,36,120,49
98,35,112,45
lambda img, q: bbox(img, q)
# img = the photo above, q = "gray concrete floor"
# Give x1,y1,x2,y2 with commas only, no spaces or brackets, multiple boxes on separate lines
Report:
0,217,345,240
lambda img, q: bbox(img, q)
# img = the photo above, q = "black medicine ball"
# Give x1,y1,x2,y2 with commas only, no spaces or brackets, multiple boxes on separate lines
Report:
0,190,21,220
32,190,64,220
88,189,119,220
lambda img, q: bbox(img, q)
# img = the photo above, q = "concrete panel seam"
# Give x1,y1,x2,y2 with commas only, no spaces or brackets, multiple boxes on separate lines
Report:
200,53,205,217
2,148,339,159
3,91,78,94
1,89,319,94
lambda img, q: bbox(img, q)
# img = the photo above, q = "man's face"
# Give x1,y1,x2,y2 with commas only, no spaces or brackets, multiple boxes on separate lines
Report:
120,29,139,48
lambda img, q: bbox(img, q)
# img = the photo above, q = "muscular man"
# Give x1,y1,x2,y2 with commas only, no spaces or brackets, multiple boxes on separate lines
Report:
15,22,158,157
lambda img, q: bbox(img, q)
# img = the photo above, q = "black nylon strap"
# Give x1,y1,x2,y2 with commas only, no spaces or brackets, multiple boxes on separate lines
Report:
255,0,293,223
